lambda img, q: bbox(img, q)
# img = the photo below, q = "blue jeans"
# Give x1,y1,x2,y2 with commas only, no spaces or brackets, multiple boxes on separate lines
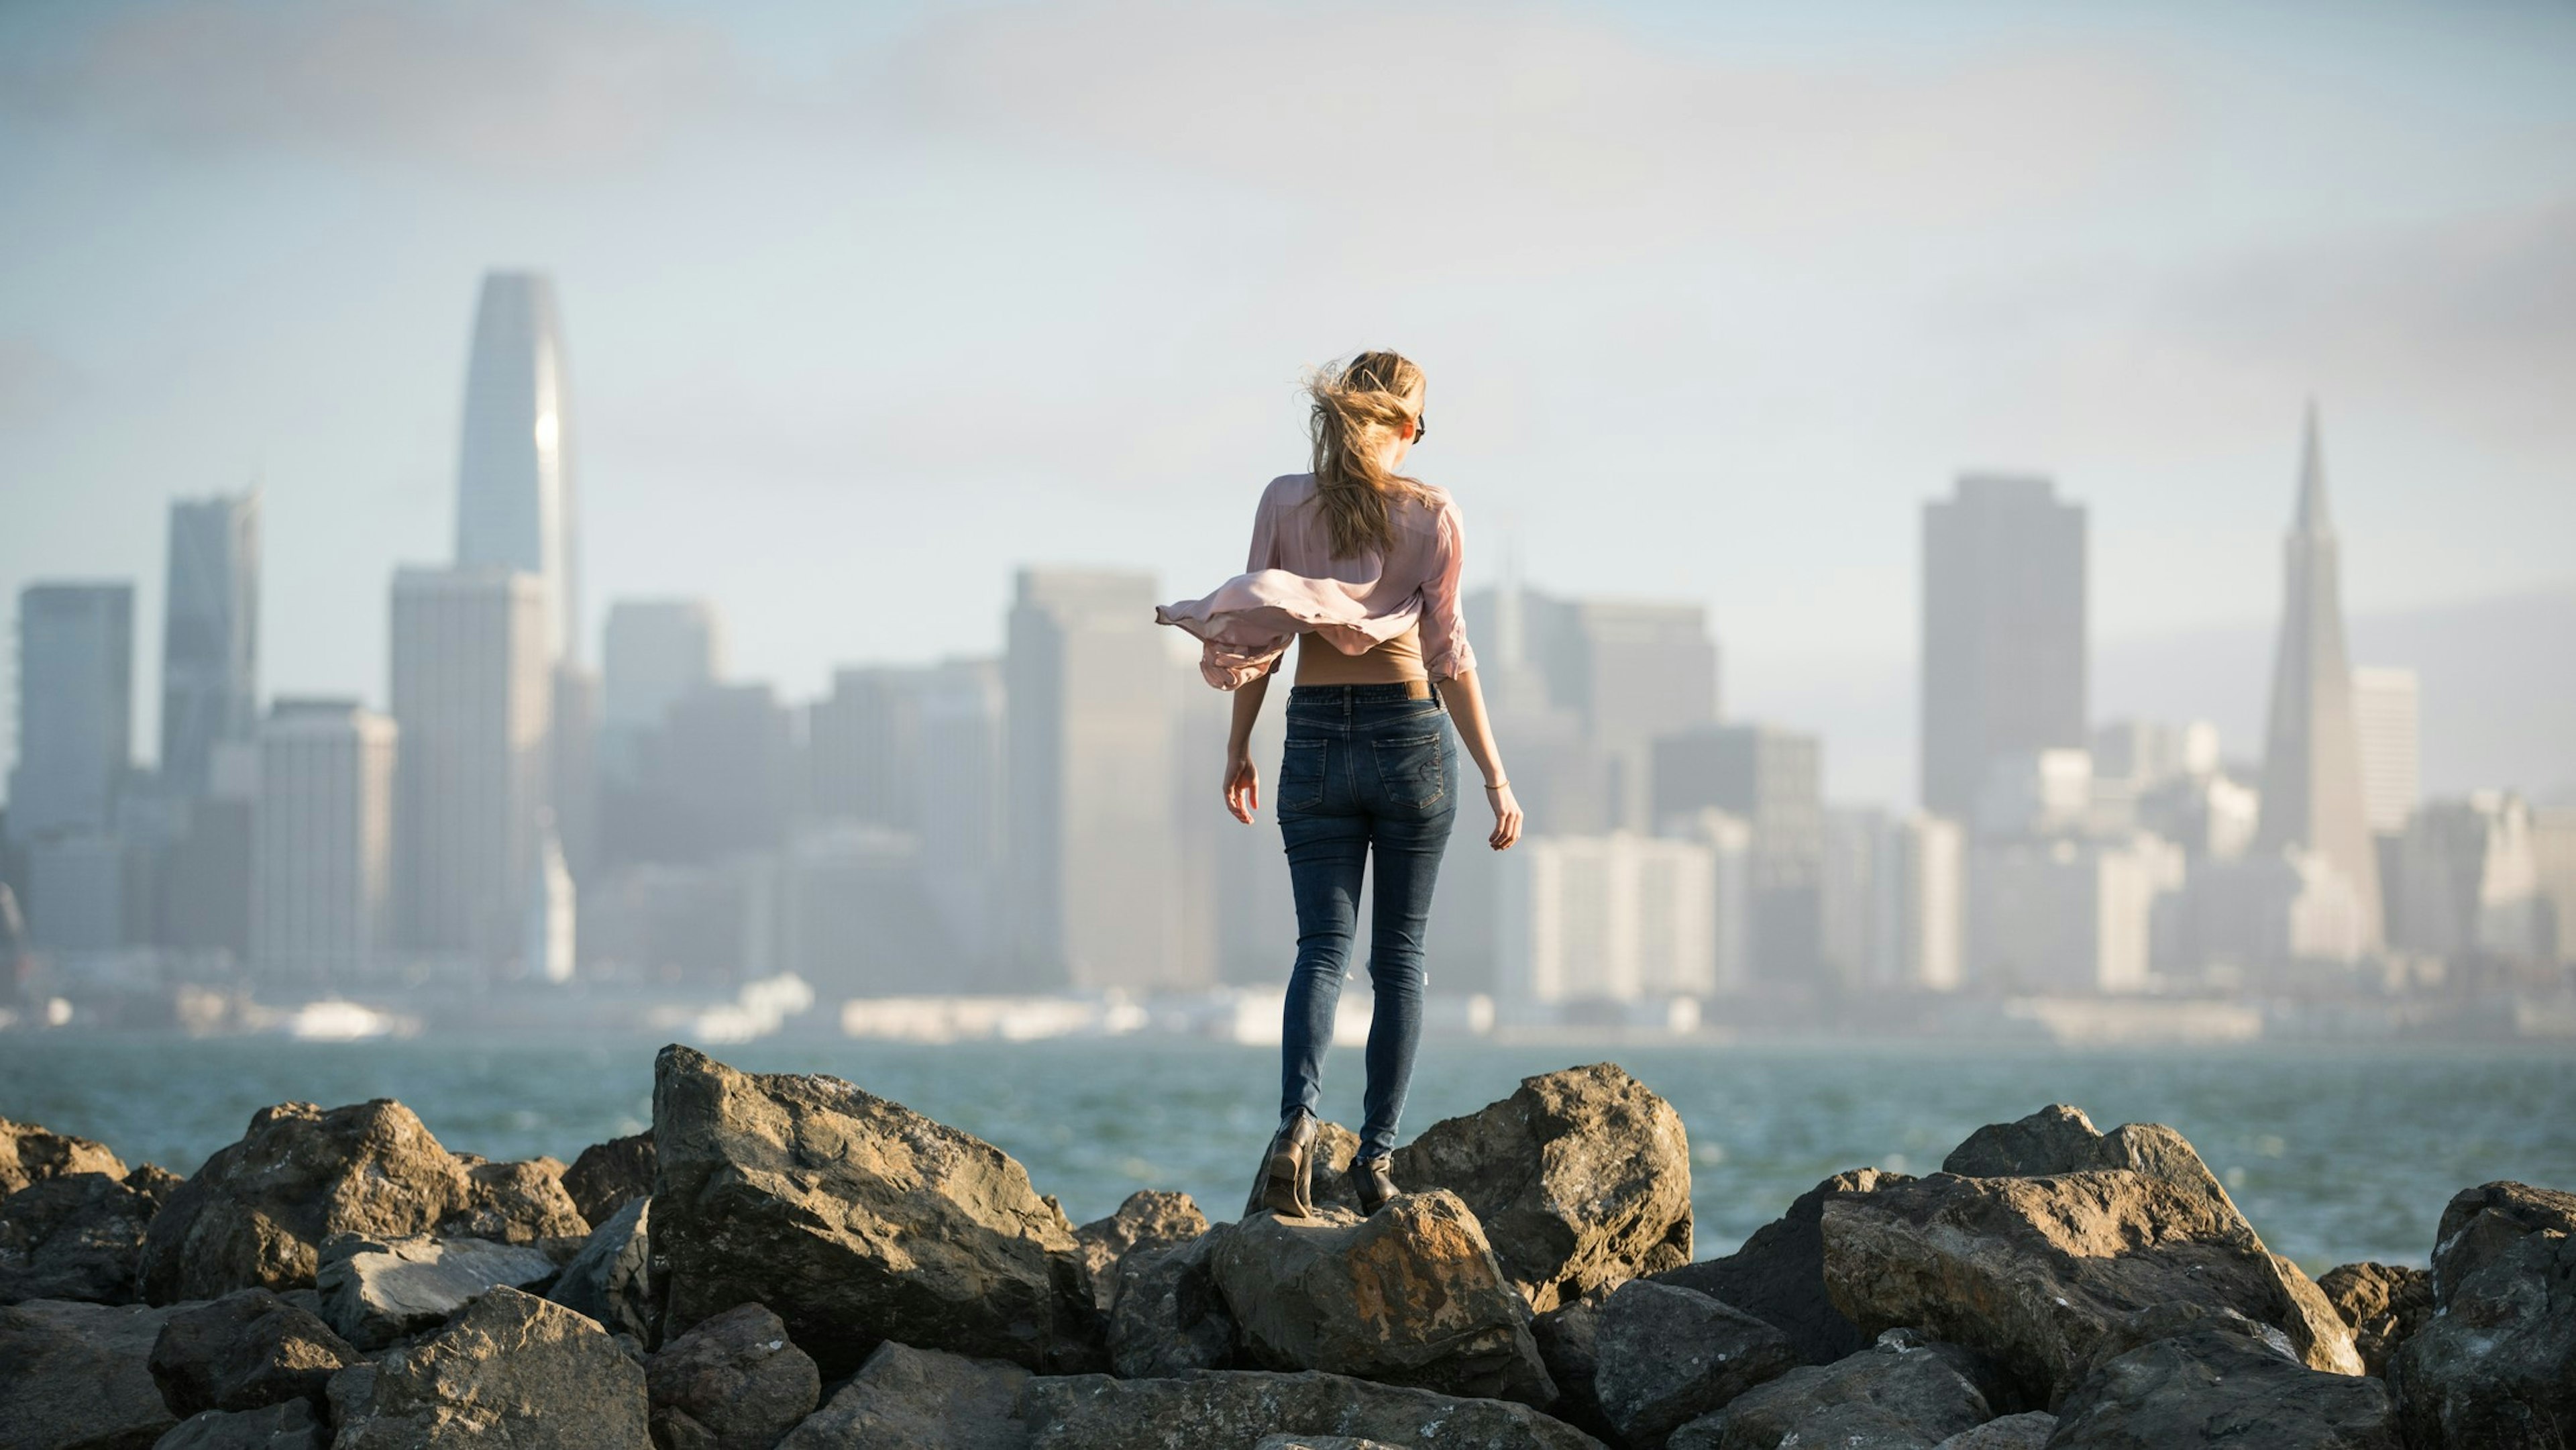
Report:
1276,683,1461,1160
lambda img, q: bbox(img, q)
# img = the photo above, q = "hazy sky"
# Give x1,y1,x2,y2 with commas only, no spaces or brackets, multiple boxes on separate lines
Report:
3,0,2571,802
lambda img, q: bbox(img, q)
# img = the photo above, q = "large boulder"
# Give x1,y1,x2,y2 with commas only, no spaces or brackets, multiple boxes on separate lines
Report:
443,1157,589,1246
1018,1370,1607,1450
1324,1066,1690,1314
1931,1414,2055,1449
549,1196,654,1345
148,1288,358,1416
2387,1180,2576,1450
314,1235,558,1350
153,1400,327,1450
1106,1231,1236,1379
646,1302,819,1450
649,1043,1089,1377
2315,1262,2431,1378
1651,1169,1907,1365
0,1117,127,1196
0,1298,188,1450
330,1286,649,1448
1591,1281,1799,1446
562,1135,657,1228
1212,1192,1554,1405
1668,1329,2007,1450
1254,1440,1402,1450
1940,1106,2231,1208
1073,1191,1206,1317
773,1341,1029,1450
1819,1169,2360,1404
1527,1290,1612,1443
1,1165,179,1304
2051,1323,2398,1449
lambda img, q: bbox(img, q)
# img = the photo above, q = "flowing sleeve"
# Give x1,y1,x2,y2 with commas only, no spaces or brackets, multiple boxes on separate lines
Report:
1246,479,1281,573
1420,495,1477,681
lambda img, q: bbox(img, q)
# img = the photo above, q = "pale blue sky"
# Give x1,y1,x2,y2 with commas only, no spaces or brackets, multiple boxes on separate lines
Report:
3,0,2571,802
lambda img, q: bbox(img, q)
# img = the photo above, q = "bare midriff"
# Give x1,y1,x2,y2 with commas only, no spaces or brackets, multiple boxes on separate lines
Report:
1294,623,1430,686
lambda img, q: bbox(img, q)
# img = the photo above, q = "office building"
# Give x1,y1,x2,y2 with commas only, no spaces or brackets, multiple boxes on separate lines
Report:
810,665,933,829
1662,809,1755,994
2532,808,2576,964
252,699,396,989
1969,834,2181,993
1822,809,1966,991
1497,833,1717,1004
1652,723,1823,982
2387,792,2547,962
9,583,133,843
160,494,261,801
390,568,551,969
600,599,724,784
2253,407,2382,947
918,658,1008,974
1921,474,2087,825
2170,849,2368,973
2351,666,2420,836
455,272,579,663
549,664,599,877
1006,568,1189,992
157,741,257,960
656,682,798,860
2092,719,2216,793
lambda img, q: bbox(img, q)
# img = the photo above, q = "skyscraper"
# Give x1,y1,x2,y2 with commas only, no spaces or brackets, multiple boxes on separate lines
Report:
1921,474,2087,824
1651,723,1823,983
600,598,723,786
9,583,133,843
2254,408,2383,948
390,568,551,969
160,493,261,801
2351,666,2420,836
455,272,578,664
252,698,396,990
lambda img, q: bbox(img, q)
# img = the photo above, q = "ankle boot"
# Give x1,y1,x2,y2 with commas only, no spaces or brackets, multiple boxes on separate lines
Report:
1248,1109,1320,1219
1350,1155,1399,1216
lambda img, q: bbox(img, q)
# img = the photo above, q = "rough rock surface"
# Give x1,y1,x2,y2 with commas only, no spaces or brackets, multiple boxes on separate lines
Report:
2387,1180,2576,1450
154,1400,327,1450
1669,1328,2004,1450
2314,1262,2431,1378
549,1196,653,1344
1528,1290,1612,1442
1072,1190,1205,1316
1254,1439,1403,1450
650,1044,1089,1377
1591,1281,1799,1445
1819,1169,2360,1402
2051,1325,2398,1449
445,1157,589,1246
1106,1230,1236,1379
315,1234,559,1350
1650,1170,1906,1365
1212,1192,1554,1404
1018,1370,1607,1450
1930,1412,2055,1449
562,1134,657,1227
0,1117,127,1196
1330,1066,1692,1313
0,1298,186,1450
0,1165,178,1304
1939,1106,2232,1209
645,1302,818,1450
773,1340,1030,1450
148,1288,358,1415
330,1286,649,1448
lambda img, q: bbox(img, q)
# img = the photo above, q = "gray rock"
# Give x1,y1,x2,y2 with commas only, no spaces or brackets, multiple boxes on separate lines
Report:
1332,1065,1693,1314
2076,1302,2300,1378
2051,1325,2398,1448
0,1298,188,1450
1941,1106,2236,1215
315,1235,558,1350
1253,1439,1403,1450
443,1157,589,1246
1651,1169,1908,1365
1072,1191,1205,1317
562,1134,656,1227
645,1302,818,1450
0,1117,127,1196
1592,1280,1799,1445
1,1166,178,1304
1931,1412,2055,1449
1212,1191,1554,1405
1528,1290,1613,1442
1669,1329,2004,1450
1819,1169,2361,1404
2314,1262,2430,1378
1106,1231,1236,1379
148,1288,358,1415
2387,1193,2576,1450
151,1400,325,1450
1018,1370,1607,1450
330,1286,649,1448
774,1341,1030,1450
549,1196,653,1344
650,1044,1089,1377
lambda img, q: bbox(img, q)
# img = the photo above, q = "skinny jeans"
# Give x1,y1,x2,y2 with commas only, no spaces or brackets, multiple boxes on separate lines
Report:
1275,682,1461,1160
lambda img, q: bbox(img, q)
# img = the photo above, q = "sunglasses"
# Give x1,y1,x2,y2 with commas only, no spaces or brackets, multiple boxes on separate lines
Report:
1412,414,1428,444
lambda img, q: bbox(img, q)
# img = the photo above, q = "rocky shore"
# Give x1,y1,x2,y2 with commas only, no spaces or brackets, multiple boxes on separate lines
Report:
1,1045,2569,1449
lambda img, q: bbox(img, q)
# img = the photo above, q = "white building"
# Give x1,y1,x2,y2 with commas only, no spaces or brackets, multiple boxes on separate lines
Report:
252,700,397,989
2389,792,2548,962
600,598,723,784
918,658,1010,975
1822,809,1964,991
1497,833,1717,1005
2351,667,2420,836
2169,847,2368,972
1970,834,2182,993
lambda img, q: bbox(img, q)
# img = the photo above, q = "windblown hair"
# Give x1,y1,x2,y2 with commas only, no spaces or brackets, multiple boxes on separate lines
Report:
1307,350,1429,559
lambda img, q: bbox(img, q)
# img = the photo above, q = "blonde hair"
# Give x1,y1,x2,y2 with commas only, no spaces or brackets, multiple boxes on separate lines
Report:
1307,350,1428,559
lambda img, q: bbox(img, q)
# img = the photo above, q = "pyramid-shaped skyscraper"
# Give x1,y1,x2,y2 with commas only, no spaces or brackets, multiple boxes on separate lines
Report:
2255,404,2382,947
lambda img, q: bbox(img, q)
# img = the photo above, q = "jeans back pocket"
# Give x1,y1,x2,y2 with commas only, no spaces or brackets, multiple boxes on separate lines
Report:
1279,738,1329,812
1370,733,1448,811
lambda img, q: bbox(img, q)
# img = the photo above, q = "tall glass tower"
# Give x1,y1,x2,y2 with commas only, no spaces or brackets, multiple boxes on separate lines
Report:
162,492,261,800
455,272,578,664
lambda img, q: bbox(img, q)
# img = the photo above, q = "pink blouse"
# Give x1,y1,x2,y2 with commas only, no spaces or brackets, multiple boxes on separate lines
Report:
1157,473,1478,690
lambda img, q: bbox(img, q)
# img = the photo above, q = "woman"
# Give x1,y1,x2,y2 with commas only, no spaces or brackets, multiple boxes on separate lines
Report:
1157,350,1522,1220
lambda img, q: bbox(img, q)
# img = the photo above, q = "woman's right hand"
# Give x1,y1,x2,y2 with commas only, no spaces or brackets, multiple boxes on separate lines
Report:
1485,781,1523,850
1224,749,1261,824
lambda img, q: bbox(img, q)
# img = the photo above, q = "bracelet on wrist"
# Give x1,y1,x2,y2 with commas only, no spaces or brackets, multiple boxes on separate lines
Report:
1484,780,1509,791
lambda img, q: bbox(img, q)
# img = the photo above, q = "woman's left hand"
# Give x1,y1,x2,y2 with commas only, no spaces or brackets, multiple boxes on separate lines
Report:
1224,749,1262,824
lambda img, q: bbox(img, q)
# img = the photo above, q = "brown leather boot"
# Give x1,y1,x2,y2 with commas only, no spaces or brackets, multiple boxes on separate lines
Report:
1350,1155,1399,1216
1248,1108,1320,1219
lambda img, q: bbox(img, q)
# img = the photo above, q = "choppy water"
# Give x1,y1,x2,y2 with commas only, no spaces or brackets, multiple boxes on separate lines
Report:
4,1033,2572,1274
